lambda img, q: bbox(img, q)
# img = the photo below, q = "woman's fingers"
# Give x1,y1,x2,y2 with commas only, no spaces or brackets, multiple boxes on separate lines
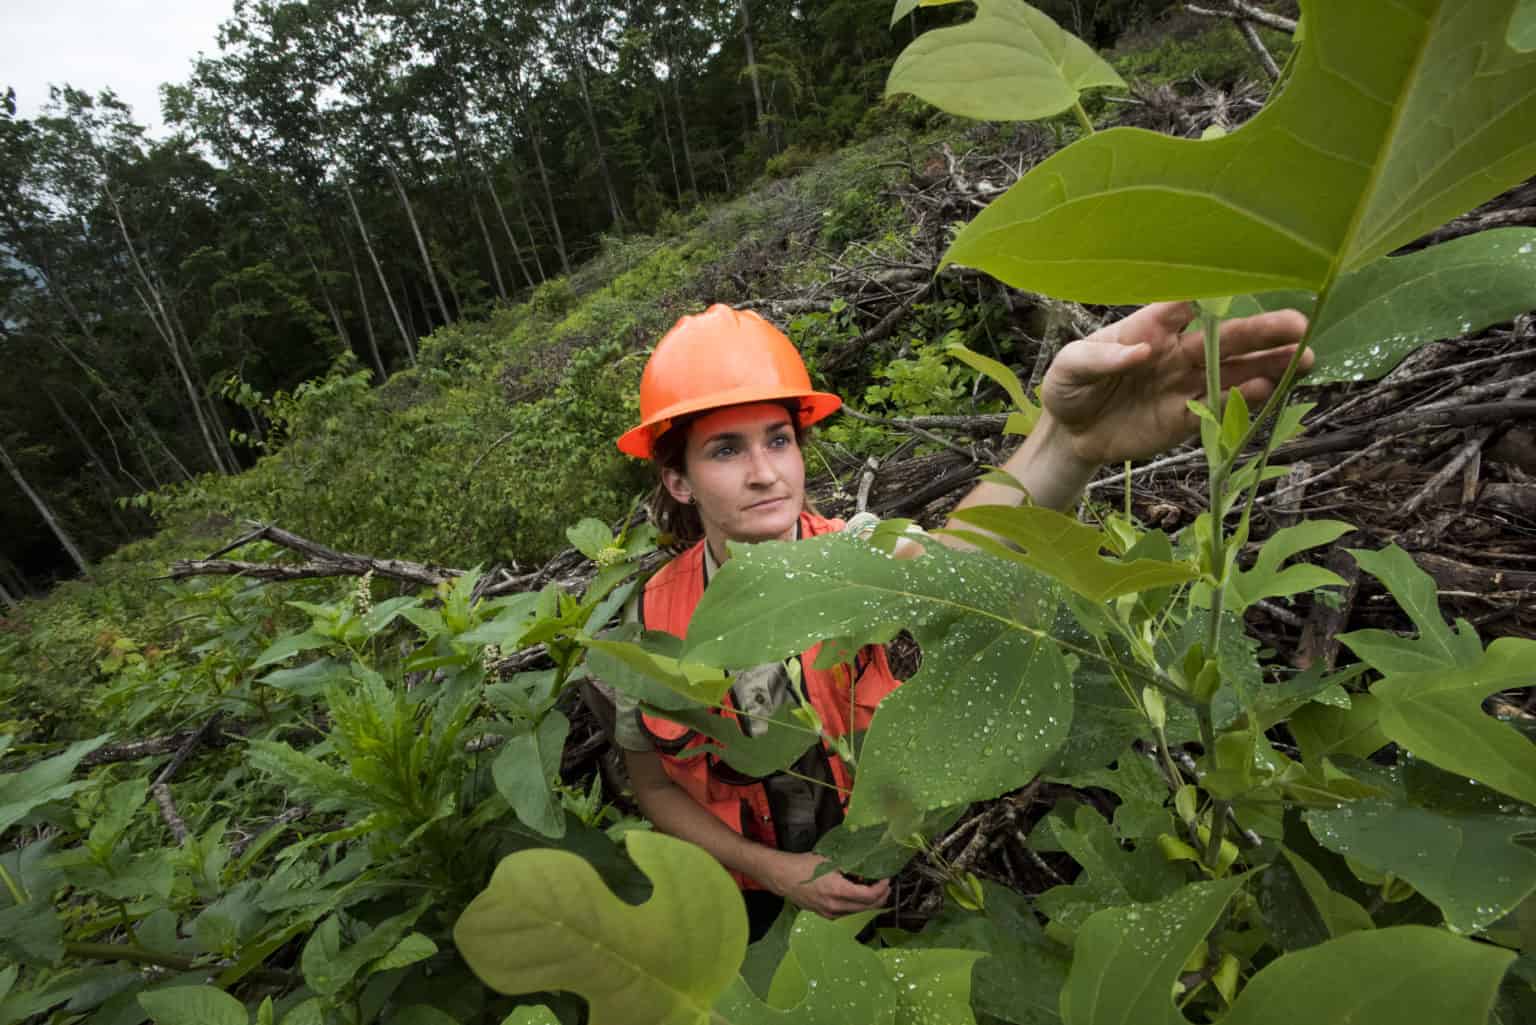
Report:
1214,345,1306,392
1183,309,1310,362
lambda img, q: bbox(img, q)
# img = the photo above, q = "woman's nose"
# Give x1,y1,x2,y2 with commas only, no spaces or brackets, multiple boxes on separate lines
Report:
745,445,778,483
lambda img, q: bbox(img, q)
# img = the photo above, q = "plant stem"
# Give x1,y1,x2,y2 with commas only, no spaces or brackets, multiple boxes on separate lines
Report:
1201,308,1229,667
0,862,25,904
65,941,297,986
1071,101,1095,136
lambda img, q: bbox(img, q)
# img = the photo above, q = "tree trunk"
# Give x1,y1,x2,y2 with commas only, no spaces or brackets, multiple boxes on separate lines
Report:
527,121,571,275
469,189,508,301
0,578,18,612
345,182,416,365
672,72,700,195
567,52,626,230
514,190,548,283
483,168,537,290
45,388,131,536
656,86,684,203
386,162,451,327
165,303,239,473
739,0,767,133
342,234,388,380
0,438,91,577
108,185,229,475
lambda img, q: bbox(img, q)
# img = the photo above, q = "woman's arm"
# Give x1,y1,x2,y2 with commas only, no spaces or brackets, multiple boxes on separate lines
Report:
624,749,890,917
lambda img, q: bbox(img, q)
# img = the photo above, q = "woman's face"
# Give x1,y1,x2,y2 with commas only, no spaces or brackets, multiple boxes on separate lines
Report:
663,402,806,551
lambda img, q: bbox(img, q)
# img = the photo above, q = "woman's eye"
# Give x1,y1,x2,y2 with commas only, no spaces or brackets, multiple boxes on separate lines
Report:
711,445,736,459
769,434,791,448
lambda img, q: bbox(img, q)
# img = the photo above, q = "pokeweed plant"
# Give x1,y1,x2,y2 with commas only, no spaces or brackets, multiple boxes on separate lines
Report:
457,2,1536,1024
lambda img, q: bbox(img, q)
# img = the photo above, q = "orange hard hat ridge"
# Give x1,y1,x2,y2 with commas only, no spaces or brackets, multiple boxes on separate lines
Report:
616,304,841,459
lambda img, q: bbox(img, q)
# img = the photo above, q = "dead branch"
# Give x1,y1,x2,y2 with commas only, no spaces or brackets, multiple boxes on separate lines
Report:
152,782,189,844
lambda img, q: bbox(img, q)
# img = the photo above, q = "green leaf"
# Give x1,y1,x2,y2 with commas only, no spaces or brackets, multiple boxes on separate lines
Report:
814,805,966,881
245,740,372,813
1308,229,1536,383
1257,849,1372,949
501,1010,561,1025
905,881,1069,1024
715,911,899,1024
652,703,819,780
582,634,731,707
887,0,1124,120
1290,693,1391,765
0,734,111,836
1060,875,1245,1025
1228,520,1353,611
252,630,331,669
1306,800,1536,933
363,595,422,636
372,932,438,974
683,534,1075,828
138,986,248,1025
947,344,1041,429
877,948,982,1025
1341,545,1482,673
302,901,430,998
1511,0,1536,49
492,711,571,839
256,657,353,698
455,832,747,1024
1047,748,1169,841
889,0,963,28
1222,926,1513,1025
1373,637,1536,807
943,0,1536,303
567,518,614,561
1035,804,1184,932
944,505,1198,602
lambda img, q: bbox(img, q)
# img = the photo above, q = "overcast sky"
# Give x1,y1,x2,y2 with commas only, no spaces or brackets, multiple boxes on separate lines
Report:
5,0,237,136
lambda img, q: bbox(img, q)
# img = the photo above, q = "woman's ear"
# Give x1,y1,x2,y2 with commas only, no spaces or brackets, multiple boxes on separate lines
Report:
660,466,693,505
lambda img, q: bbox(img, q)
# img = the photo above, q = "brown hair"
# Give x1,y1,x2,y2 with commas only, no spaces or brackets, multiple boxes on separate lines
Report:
646,400,811,547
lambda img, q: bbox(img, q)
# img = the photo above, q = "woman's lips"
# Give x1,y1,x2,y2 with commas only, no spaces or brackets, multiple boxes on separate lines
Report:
745,497,788,511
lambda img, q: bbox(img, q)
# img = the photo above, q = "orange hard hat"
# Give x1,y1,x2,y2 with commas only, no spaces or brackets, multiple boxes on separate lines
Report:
616,304,841,459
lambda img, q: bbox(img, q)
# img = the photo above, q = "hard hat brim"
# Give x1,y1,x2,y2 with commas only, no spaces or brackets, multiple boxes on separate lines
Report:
616,389,842,459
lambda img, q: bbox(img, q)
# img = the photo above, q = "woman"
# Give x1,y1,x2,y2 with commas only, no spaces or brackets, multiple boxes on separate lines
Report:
608,301,1307,932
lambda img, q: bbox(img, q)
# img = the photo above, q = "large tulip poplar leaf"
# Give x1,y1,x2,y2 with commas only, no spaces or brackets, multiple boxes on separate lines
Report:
715,910,899,1024
1305,229,1536,383
684,534,1073,828
886,0,1125,121
943,0,1536,303
1060,875,1245,1025
1371,637,1536,808
453,832,747,1025
1305,800,1536,934
1221,927,1513,1025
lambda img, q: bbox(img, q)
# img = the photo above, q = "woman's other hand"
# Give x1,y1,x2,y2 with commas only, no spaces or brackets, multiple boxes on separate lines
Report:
1041,301,1311,466
764,850,890,919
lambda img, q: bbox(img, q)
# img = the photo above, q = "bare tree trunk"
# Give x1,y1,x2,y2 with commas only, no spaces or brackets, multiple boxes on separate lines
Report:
108,185,228,475
386,162,451,327
342,233,388,380
672,74,700,195
514,190,548,283
45,388,130,536
165,304,239,472
0,438,91,577
566,52,626,230
739,0,767,133
345,181,416,365
483,168,537,290
469,189,508,301
656,86,684,203
0,578,18,612
527,121,571,275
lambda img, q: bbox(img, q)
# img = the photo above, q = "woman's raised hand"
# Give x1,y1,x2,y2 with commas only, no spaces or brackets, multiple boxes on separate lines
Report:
1039,301,1311,466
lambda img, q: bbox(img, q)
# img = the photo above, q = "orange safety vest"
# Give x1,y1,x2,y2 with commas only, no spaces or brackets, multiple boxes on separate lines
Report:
639,511,903,890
